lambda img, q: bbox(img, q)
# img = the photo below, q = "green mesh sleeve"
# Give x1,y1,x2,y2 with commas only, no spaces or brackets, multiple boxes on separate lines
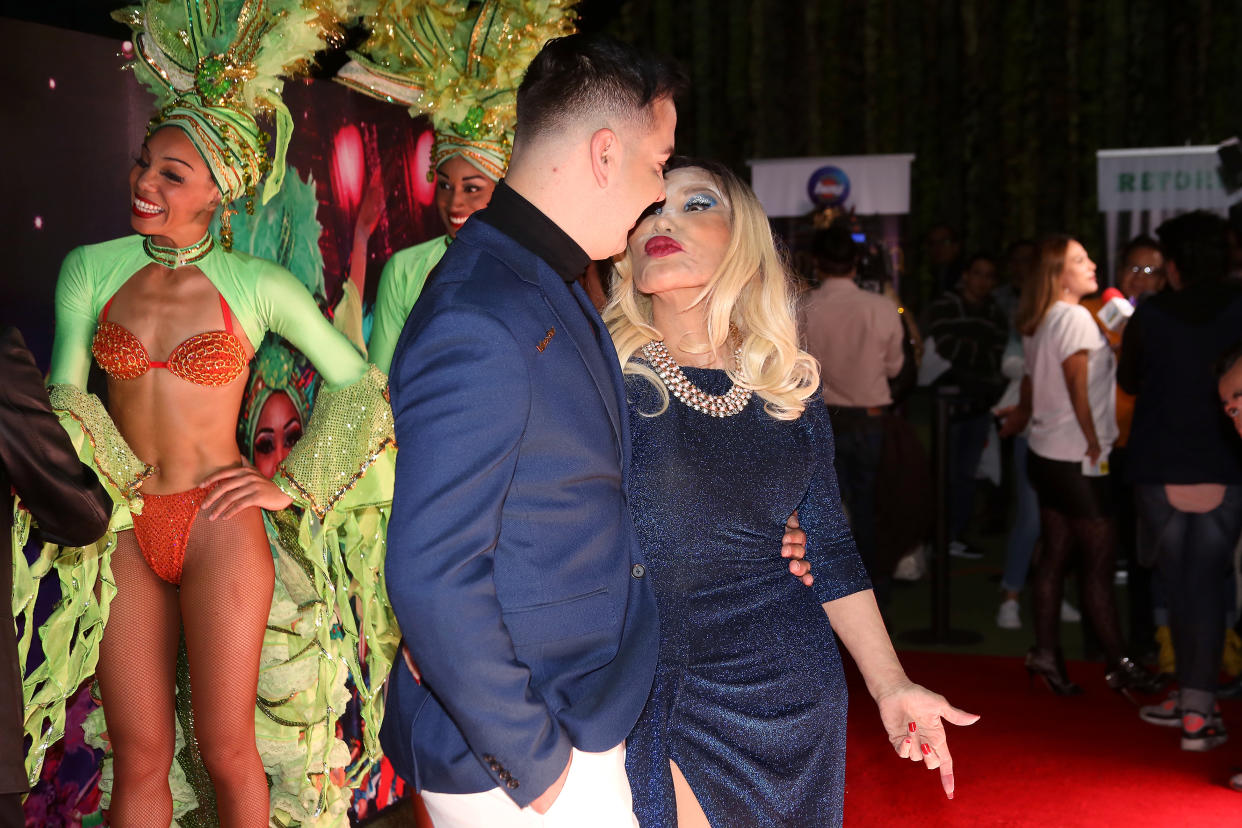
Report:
47,384,154,512
275,365,395,519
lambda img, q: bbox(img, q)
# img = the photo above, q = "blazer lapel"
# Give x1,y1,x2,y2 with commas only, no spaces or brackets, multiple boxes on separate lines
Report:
536,264,624,446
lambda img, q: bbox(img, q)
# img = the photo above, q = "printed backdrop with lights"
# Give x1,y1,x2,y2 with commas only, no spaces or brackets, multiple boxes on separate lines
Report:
1,16,442,369
0,16,443,825
748,154,915,218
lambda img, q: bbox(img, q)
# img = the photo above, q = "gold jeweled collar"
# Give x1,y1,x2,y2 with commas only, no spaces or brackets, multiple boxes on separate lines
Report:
142,232,215,268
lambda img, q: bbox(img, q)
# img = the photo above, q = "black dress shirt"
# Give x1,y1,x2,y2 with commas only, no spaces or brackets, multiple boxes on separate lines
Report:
475,180,590,285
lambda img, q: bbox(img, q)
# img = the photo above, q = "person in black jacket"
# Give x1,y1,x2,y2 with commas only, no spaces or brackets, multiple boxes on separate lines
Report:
1121,212,1242,751
0,325,112,826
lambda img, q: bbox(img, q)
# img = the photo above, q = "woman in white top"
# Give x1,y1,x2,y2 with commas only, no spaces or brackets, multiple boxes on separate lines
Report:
1015,236,1157,695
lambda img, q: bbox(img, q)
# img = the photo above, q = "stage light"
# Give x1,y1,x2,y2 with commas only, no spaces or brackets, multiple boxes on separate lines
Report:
408,128,435,207
33,216,43,230
331,124,365,217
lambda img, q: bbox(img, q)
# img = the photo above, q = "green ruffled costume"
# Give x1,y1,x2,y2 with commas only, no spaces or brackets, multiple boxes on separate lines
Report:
14,236,399,827
366,235,448,375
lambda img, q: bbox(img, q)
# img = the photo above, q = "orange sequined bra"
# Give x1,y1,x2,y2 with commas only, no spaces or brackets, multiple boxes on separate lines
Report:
91,236,249,386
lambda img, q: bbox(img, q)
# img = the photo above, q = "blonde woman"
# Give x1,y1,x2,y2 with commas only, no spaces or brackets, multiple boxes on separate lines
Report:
606,158,978,827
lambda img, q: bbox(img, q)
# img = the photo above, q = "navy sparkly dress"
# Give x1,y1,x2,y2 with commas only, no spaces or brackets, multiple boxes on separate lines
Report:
623,367,871,828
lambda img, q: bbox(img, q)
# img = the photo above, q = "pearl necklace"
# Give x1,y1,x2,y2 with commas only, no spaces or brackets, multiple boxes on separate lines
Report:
143,232,215,268
641,339,753,417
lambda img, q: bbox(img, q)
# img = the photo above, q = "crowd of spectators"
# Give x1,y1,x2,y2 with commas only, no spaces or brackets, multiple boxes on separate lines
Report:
798,210,1242,764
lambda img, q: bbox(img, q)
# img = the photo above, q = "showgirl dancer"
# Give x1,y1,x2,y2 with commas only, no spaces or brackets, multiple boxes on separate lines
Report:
337,0,576,374
13,2,398,825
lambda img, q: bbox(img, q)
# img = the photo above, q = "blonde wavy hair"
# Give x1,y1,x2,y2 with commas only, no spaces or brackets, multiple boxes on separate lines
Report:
602,157,819,420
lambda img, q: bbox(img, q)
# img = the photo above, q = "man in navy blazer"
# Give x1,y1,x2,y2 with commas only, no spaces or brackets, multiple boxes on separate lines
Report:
381,35,685,825
382,35,811,825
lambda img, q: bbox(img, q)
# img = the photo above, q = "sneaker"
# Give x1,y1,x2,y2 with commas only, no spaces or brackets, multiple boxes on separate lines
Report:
948,540,983,559
1139,691,1182,727
996,598,1021,630
1181,711,1228,752
1060,600,1081,623
893,545,927,582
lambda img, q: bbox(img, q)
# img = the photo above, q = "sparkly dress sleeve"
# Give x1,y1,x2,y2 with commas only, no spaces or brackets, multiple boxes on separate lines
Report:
795,396,873,604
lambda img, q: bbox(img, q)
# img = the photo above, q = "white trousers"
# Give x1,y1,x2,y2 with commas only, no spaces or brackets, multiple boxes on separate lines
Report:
420,743,637,828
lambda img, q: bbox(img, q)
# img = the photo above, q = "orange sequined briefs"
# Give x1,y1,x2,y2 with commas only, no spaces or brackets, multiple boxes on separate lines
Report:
130,482,220,585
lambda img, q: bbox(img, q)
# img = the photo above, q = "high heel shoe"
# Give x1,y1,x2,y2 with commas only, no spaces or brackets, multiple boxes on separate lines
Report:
1025,647,1083,695
1105,656,1166,695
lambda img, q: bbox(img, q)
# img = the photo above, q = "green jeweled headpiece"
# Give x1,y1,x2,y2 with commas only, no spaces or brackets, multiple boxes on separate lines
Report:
336,0,577,182
114,0,350,222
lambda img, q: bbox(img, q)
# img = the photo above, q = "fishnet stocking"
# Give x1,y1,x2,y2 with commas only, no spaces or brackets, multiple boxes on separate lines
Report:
180,503,273,827
96,530,180,826
1031,508,1124,664
96,504,273,827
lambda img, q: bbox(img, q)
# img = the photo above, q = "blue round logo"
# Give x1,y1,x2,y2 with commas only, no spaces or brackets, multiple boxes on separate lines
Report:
807,165,851,207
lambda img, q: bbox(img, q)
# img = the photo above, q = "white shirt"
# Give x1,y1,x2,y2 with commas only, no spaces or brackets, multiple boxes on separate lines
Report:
800,278,905,408
1023,301,1118,462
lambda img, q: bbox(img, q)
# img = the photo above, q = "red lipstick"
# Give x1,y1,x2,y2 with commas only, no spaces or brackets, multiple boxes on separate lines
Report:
645,236,683,257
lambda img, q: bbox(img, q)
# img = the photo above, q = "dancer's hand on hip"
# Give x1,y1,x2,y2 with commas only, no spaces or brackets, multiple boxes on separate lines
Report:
200,461,293,519
876,680,980,799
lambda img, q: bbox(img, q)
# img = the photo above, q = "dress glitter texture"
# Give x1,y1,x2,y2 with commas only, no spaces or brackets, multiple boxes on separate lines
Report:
623,367,871,828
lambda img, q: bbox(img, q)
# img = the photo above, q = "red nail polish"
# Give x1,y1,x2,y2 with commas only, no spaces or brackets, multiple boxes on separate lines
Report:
921,743,931,756
909,722,917,733
903,738,911,746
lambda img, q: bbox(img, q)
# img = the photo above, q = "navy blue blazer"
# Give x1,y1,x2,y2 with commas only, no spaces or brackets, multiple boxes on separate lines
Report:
380,218,660,807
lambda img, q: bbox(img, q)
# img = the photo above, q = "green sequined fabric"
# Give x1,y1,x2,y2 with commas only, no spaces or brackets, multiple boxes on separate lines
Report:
47,384,153,513
277,365,395,518
14,388,132,787
15,532,117,788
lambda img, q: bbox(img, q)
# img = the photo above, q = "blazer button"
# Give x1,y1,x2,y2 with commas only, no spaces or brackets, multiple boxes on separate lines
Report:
482,754,494,762
631,564,646,578
499,770,512,781
507,779,519,789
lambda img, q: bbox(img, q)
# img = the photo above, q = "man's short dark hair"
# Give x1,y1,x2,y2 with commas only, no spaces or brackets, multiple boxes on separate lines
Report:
515,33,687,142
1156,211,1229,287
964,253,998,272
811,225,857,276
1120,234,1163,262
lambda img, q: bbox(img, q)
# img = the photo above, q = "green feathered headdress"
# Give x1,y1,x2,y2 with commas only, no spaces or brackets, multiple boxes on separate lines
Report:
337,0,577,181
223,165,325,457
113,0,351,224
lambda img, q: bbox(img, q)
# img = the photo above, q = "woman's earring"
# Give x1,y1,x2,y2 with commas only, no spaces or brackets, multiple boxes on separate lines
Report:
220,204,237,251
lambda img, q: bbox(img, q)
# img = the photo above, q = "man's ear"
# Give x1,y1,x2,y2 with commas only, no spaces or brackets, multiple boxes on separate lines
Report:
589,127,616,189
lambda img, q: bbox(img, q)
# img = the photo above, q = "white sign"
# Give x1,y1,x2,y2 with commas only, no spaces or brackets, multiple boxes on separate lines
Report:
748,154,915,217
1096,146,1235,212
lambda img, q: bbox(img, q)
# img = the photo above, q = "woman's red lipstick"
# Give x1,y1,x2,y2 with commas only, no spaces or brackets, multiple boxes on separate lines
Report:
645,236,683,257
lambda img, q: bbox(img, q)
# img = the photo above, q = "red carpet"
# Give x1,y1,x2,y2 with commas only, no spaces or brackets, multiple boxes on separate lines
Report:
844,651,1242,827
